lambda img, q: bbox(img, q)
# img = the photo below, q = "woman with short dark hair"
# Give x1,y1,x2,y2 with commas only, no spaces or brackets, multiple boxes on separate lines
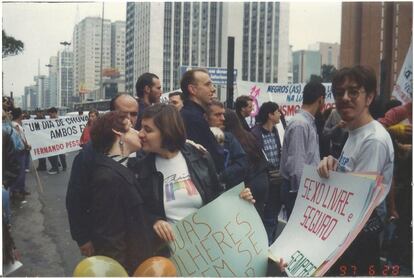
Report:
88,111,153,274
131,103,255,246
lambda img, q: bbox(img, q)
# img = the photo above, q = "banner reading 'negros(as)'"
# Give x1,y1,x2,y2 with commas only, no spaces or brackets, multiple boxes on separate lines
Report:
22,115,88,160
168,184,268,277
236,81,335,120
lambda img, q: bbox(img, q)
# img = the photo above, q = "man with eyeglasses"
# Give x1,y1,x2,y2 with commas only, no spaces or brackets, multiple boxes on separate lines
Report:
317,65,394,276
66,93,139,258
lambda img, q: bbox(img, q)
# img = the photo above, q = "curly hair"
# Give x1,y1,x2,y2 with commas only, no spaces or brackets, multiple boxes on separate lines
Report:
90,111,128,154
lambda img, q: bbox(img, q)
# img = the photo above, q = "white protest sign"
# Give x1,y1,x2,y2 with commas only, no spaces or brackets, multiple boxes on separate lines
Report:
237,81,335,120
269,165,377,276
160,92,170,104
169,184,268,277
392,40,412,104
22,115,88,160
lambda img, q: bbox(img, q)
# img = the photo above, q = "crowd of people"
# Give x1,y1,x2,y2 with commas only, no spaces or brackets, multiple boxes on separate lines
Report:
2,64,412,275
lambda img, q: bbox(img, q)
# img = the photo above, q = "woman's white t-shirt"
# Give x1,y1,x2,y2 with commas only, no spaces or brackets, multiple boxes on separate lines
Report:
155,151,202,224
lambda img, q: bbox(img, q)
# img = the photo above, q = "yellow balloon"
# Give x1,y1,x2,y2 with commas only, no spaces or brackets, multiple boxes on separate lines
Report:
73,256,129,277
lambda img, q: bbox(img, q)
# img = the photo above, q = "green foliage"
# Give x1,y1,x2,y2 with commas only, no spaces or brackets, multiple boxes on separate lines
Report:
321,64,337,82
2,30,24,58
310,74,323,83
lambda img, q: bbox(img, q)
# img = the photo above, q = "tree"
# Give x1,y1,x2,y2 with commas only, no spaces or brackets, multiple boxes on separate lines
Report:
321,64,337,82
310,74,323,83
2,30,24,58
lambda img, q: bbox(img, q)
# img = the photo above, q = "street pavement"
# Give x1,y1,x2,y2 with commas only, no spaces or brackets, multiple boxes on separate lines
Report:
9,151,82,277
8,151,287,277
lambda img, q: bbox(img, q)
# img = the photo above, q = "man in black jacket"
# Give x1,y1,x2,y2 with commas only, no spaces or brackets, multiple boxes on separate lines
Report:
180,69,225,173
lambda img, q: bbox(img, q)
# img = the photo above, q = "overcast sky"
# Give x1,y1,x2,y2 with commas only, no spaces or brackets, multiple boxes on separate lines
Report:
2,1,341,98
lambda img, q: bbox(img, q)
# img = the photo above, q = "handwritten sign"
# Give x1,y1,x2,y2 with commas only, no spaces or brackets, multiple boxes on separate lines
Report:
169,184,268,277
22,115,88,160
269,165,377,276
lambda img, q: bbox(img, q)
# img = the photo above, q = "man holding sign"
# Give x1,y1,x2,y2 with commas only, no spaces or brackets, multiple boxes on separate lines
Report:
46,107,67,174
318,65,394,275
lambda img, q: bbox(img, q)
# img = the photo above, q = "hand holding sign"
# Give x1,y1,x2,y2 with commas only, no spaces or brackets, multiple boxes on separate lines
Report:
153,220,175,242
239,187,256,204
317,155,338,178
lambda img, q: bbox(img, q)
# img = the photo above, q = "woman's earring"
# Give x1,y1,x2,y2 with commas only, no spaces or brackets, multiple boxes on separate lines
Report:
119,139,124,156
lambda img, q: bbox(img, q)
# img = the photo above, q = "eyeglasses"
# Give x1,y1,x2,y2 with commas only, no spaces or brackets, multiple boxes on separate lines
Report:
333,86,364,100
125,111,138,117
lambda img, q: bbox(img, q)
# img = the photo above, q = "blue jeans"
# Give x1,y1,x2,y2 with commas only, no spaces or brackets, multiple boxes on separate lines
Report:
281,179,298,220
10,151,27,193
263,177,282,245
3,188,11,224
48,154,67,170
24,150,31,170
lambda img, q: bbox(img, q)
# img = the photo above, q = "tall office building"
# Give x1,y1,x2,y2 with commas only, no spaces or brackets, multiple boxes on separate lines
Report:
309,42,340,69
23,85,38,110
287,45,293,83
46,56,59,108
73,17,111,101
292,50,321,83
240,2,290,83
125,2,290,95
110,21,126,93
340,2,412,97
111,21,126,77
57,50,74,108
22,85,39,110
34,75,49,108
125,2,166,93
125,2,136,94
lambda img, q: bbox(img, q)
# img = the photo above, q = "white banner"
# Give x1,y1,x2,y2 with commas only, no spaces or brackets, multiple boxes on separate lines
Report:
236,82,335,120
269,165,379,276
22,115,88,160
392,40,413,104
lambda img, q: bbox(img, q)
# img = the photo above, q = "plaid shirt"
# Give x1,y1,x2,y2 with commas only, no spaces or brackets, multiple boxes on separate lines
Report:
262,131,280,168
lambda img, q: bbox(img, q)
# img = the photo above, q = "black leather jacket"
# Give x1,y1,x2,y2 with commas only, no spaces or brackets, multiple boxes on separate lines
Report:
89,153,153,274
129,143,222,226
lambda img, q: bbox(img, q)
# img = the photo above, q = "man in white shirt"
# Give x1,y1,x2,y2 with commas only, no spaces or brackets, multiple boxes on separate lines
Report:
317,65,394,276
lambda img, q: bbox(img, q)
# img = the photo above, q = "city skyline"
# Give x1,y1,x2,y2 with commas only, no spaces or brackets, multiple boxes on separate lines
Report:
2,1,342,99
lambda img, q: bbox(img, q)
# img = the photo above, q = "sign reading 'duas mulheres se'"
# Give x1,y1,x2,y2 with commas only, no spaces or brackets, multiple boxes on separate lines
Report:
22,115,88,160
168,184,268,277
269,165,377,276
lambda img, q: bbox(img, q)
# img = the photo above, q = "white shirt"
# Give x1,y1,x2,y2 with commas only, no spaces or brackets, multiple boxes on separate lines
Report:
155,151,202,223
337,120,394,204
12,121,28,144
